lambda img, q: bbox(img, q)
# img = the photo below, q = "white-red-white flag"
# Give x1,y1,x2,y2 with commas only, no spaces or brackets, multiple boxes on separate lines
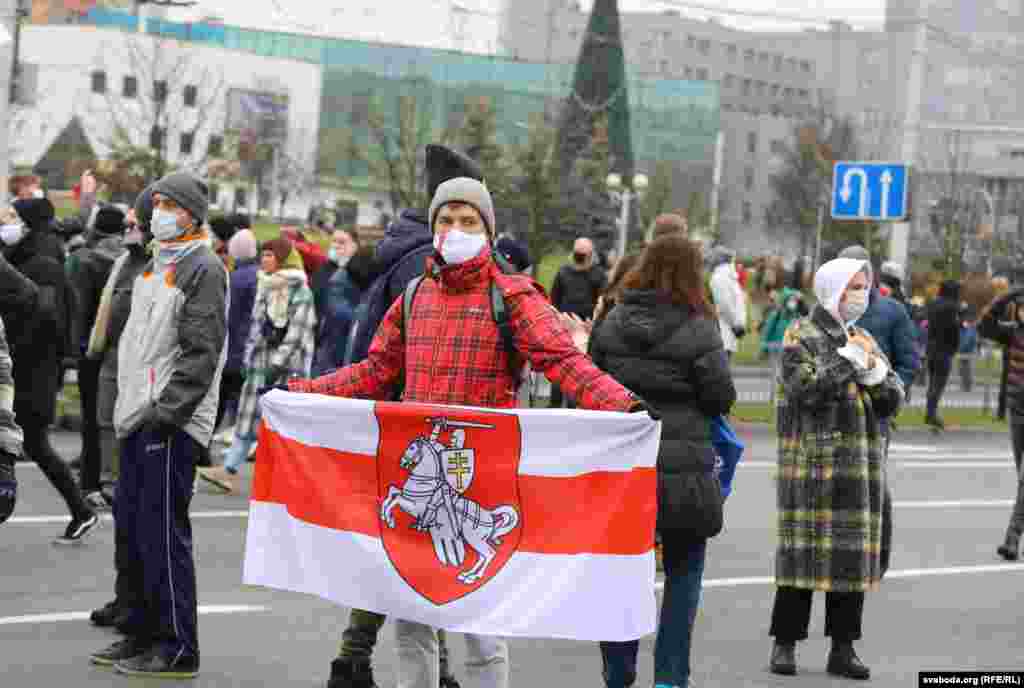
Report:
243,391,660,641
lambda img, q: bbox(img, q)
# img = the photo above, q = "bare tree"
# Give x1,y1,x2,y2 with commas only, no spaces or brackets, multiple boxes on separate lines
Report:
83,34,225,197
273,127,319,219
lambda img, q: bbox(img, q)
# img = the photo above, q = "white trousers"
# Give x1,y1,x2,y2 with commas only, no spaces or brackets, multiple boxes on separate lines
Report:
395,620,509,688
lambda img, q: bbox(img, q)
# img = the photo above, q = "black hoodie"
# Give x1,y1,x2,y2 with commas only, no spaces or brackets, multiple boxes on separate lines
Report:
927,280,962,358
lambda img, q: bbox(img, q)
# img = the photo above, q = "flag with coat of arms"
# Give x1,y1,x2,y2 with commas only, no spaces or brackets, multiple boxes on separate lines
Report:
243,391,662,641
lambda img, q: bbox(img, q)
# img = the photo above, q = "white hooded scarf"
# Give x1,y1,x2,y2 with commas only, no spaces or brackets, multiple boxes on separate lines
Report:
813,257,868,329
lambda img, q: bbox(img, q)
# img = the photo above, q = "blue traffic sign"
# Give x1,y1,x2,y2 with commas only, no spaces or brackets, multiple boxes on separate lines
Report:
830,162,909,221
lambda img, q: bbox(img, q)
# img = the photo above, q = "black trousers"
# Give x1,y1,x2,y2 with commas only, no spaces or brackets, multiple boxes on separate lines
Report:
926,354,954,419
215,369,245,431
769,587,864,642
21,412,89,519
77,358,103,492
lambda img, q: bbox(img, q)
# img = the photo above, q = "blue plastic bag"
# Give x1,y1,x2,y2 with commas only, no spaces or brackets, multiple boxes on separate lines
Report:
711,415,744,498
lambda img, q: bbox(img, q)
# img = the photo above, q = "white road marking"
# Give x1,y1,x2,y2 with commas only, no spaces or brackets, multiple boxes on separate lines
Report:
655,562,1024,591
7,510,247,525
0,605,267,626
889,445,941,453
894,499,1012,509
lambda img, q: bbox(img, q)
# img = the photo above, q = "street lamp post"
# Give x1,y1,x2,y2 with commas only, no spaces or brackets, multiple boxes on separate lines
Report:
606,172,648,260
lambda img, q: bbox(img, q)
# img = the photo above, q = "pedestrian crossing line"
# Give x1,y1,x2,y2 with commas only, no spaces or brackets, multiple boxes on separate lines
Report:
894,499,1012,509
0,605,268,626
6,510,248,525
656,562,1024,591
742,461,1009,469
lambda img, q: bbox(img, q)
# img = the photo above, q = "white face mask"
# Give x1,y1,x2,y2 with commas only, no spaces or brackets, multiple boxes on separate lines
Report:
839,289,869,324
434,229,487,265
151,208,183,241
31,189,44,200
0,223,26,246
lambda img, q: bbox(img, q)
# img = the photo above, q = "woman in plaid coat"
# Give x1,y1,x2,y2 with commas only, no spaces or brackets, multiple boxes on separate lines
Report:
768,258,903,681
199,238,315,493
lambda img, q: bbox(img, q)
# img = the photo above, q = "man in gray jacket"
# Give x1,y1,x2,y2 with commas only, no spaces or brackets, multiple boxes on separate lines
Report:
89,173,227,679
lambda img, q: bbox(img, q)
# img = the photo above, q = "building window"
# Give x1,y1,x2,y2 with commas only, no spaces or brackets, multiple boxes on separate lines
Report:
771,139,787,154
747,131,758,154
351,93,371,126
696,67,708,80
742,201,753,224
771,84,781,97
798,89,810,101
208,135,224,157
684,66,693,78
569,29,579,40
745,166,755,191
698,39,710,55
784,87,794,99
773,54,782,71
153,80,168,103
149,125,165,151
756,81,766,96
723,74,735,88
800,60,812,73
742,78,752,96
759,52,770,64
179,132,194,155
91,70,107,94
122,75,137,98
744,49,755,64
787,57,798,71
727,44,738,61
687,35,696,49
183,84,198,107
661,59,671,74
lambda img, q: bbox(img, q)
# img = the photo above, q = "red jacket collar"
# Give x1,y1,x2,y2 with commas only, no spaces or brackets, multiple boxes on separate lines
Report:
427,245,495,293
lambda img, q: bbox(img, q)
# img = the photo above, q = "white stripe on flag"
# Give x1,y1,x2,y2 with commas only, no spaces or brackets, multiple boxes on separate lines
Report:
261,392,379,456
244,501,656,642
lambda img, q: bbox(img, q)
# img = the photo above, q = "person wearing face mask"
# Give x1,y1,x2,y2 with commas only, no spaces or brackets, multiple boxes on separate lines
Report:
312,226,360,325
759,286,808,363
548,236,607,408
312,229,367,377
85,186,157,630
2,202,99,544
281,176,653,688
767,258,904,681
92,173,227,679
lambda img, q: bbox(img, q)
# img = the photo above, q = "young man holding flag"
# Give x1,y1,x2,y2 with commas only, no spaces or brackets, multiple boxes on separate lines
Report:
282,175,650,688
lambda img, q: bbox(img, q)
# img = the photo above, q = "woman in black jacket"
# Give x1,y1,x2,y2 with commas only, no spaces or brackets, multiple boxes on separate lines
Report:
588,234,736,688
3,201,97,543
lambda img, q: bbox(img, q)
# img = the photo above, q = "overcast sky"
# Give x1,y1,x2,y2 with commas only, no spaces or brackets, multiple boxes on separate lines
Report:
169,0,890,52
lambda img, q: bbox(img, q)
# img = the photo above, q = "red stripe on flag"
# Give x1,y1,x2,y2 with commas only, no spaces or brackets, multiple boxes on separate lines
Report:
252,423,380,538
252,425,656,556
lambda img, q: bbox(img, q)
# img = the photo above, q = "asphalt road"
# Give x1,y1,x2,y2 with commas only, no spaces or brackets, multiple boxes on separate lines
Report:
2,427,1022,687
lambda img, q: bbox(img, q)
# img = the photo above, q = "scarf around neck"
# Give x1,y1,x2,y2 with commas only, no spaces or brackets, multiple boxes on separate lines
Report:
154,231,212,272
259,267,307,328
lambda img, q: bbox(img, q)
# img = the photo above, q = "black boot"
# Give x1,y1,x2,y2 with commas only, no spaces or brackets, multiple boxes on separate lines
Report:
827,640,871,680
997,530,1020,561
769,641,797,676
327,657,377,688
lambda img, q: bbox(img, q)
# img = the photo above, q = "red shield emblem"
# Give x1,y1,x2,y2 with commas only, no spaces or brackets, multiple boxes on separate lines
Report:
376,403,522,606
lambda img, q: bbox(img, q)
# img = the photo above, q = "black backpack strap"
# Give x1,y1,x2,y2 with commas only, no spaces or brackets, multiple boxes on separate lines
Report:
490,280,518,375
401,275,425,341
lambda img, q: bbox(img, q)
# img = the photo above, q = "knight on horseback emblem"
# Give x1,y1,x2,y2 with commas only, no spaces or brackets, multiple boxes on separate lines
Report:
381,417,520,585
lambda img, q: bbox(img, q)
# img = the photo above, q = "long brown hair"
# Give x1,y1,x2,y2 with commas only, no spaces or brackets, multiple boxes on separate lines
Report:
621,234,711,317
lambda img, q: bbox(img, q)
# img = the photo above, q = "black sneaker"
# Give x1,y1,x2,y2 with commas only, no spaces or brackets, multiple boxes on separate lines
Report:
115,648,199,679
90,600,121,628
440,676,462,688
53,512,99,545
327,657,377,688
90,637,149,667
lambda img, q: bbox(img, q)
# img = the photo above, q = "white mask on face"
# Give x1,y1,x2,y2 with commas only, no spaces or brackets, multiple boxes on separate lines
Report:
0,223,25,246
434,229,487,265
32,189,44,200
839,289,869,324
151,208,183,241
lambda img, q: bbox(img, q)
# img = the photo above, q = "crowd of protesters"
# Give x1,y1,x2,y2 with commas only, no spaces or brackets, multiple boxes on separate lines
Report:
1,145,1023,688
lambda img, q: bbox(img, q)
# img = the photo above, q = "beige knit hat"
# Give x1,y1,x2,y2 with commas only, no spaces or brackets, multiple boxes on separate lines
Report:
428,177,496,237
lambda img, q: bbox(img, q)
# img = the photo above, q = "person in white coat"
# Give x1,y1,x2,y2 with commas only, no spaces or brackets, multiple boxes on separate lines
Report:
708,246,747,359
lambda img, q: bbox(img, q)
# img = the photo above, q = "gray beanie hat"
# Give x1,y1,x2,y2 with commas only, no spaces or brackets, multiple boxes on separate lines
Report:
428,177,496,237
838,244,871,262
151,172,210,225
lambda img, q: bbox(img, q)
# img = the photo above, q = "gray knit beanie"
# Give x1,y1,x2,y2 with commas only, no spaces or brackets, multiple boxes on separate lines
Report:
151,172,210,225
428,177,496,238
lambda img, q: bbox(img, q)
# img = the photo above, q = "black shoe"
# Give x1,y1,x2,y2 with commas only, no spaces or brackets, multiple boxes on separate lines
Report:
827,642,871,680
769,641,797,676
997,531,1020,561
53,512,99,545
440,676,462,688
327,657,377,688
90,600,122,628
925,415,946,430
114,648,199,679
90,637,149,666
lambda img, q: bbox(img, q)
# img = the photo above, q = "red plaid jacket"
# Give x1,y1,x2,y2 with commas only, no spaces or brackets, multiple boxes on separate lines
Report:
290,247,636,411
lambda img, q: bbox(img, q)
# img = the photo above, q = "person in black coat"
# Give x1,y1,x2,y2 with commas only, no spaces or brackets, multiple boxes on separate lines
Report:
2,203,97,543
588,234,736,688
925,280,962,428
